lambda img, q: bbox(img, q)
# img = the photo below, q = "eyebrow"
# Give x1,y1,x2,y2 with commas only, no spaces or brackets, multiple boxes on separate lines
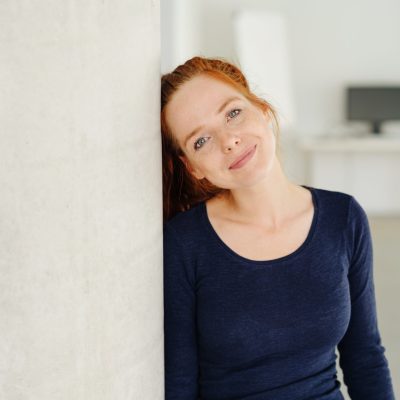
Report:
183,96,242,148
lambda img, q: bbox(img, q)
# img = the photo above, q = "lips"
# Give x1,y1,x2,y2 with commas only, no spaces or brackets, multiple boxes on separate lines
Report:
229,145,257,169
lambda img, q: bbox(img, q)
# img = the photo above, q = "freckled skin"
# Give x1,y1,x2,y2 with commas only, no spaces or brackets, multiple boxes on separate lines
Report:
165,74,277,191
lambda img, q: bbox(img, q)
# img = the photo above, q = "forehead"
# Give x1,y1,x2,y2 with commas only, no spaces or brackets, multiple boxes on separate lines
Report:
171,74,242,105
165,74,246,143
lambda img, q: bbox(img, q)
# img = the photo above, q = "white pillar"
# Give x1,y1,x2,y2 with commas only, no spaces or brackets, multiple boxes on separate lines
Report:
0,1,162,399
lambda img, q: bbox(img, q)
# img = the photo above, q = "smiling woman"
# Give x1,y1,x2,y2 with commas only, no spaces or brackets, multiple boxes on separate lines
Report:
161,56,280,223
161,56,395,400
165,73,278,197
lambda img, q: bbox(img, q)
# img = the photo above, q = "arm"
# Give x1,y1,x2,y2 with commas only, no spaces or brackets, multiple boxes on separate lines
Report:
337,197,395,399
163,223,199,399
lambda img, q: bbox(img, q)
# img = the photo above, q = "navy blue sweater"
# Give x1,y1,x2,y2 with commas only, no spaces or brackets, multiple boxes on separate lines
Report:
163,186,395,399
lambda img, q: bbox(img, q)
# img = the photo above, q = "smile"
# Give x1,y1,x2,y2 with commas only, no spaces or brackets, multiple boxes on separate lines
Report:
229,145,257,170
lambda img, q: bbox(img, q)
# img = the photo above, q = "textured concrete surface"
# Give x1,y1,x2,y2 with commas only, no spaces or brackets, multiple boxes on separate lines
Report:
0,1,162,399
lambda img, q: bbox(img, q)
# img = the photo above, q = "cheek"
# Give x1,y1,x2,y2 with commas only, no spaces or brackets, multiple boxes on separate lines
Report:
268,131,276,150
195,154,226,177
258,130,276,163
262,124,276,147
203,154,222,172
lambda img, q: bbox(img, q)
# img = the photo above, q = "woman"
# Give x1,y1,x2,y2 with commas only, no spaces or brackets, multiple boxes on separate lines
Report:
161,56,395,400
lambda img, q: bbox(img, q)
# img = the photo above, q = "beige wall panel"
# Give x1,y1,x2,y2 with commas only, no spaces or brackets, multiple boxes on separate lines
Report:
0,1,162,399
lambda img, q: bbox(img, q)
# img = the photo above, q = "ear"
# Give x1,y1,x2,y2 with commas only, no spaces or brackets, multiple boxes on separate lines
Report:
178,155,205,180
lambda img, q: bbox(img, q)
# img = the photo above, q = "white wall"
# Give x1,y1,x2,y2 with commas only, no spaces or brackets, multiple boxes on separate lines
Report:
161,0,202,73
0,1,163,399
197,0,400,136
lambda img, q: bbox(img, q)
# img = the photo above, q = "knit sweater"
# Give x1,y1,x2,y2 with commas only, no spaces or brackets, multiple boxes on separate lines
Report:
163,186,395,399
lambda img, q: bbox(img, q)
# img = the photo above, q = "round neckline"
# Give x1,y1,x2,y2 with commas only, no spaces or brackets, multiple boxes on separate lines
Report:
199,185,319,265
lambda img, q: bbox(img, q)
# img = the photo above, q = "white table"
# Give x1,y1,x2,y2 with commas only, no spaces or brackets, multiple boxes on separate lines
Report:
298,133,400,216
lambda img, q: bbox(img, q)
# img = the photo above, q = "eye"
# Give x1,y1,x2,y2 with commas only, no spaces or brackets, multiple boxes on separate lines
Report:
227,108,241,121
193,136,209,151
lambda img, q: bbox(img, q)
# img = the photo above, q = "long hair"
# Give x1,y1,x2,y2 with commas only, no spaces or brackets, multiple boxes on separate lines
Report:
161,56,280,223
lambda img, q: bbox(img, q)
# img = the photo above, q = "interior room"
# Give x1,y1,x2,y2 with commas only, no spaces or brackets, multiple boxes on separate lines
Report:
161,0,400,398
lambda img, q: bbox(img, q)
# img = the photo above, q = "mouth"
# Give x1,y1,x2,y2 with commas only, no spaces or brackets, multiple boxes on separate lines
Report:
229,145,257,169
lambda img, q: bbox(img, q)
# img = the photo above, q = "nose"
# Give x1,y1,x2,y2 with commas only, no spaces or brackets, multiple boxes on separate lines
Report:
221,132,241,153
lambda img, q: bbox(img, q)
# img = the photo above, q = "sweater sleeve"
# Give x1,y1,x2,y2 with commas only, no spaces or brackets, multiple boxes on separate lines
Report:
337,196,395,399
163,223,199,400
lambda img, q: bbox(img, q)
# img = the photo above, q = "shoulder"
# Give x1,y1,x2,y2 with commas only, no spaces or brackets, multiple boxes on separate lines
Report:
310,185,370,247
163,204,206,282
312,186,368,225
311,185,353,207
310,186,355,224
163,202,205,246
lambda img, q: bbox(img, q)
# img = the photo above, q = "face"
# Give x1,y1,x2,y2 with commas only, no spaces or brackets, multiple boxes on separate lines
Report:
165,74,277,190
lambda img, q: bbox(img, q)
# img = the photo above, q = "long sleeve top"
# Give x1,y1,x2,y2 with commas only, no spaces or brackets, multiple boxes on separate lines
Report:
163,185,395,400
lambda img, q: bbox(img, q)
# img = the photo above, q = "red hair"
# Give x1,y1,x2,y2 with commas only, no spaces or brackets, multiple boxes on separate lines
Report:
161,56,280,223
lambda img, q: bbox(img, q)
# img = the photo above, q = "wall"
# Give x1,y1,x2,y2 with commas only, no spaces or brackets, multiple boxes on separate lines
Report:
161,0,202,74
200,0,400,135
0,1,163,399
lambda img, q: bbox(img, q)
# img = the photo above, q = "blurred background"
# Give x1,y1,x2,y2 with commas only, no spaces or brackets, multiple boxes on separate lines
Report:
161,0,400,397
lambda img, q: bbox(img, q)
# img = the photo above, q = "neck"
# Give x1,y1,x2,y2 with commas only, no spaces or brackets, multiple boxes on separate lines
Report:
219,156,302,230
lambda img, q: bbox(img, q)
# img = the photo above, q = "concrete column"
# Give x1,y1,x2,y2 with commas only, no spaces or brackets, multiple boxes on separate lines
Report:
0,1,162,399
